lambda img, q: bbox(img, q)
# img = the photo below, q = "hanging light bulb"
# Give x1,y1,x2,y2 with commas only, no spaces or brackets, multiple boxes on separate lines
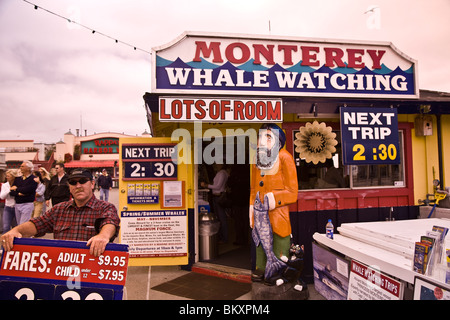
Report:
24,0,152,55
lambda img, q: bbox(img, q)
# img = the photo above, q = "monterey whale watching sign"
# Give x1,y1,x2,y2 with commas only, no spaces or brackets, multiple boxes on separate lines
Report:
151,32,418,99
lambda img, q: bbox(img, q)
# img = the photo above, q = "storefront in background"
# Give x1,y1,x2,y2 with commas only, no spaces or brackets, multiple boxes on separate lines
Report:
131,32,450,280
58,130,149,186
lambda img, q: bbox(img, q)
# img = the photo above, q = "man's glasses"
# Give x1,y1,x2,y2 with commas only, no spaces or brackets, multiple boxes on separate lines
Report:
68,178,91,185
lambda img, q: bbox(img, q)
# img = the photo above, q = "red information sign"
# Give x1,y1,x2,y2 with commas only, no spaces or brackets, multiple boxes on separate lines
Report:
0,244,128,286
348,260,403,300
0,238,129,300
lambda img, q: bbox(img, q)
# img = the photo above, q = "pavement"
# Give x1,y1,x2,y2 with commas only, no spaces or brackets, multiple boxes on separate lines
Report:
123,263,324,300
100,188,325,300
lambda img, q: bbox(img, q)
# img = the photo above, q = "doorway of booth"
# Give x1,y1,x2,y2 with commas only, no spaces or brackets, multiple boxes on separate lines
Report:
195,135,253,271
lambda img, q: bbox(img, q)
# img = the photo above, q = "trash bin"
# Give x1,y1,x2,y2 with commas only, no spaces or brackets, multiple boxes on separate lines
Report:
198,212,220,261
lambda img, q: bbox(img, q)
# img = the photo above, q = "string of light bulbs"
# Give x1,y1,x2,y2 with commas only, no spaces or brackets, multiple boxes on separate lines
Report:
22,0,152,55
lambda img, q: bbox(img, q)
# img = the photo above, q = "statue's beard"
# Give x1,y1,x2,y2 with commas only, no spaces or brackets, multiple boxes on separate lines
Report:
256,146,278,169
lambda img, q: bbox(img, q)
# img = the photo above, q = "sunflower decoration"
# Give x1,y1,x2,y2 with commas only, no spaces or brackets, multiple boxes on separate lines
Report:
294,121,338,164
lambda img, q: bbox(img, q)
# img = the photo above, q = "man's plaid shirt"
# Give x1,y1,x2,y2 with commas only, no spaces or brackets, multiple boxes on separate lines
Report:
30,195,120,241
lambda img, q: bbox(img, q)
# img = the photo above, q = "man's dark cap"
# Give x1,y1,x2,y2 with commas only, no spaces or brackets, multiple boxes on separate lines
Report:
68,168,93,180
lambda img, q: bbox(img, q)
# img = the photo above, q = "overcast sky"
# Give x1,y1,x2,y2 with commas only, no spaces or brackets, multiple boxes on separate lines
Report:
1,0,449,143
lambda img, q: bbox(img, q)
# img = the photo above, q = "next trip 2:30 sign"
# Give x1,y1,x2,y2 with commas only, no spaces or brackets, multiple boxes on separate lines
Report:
340,107,400,165
122,144,178,180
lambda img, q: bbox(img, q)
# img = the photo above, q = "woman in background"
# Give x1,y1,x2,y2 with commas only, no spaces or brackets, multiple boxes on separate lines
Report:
32,171,46,218
39,167,51,198
201,163,229,243
0,169,19,233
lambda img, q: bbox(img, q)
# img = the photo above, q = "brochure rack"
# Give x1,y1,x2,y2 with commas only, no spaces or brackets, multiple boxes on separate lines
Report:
313,218,450,300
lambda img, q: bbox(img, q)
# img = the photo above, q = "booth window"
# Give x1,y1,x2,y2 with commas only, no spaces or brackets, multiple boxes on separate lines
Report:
293,129,405,190
351,131,405,188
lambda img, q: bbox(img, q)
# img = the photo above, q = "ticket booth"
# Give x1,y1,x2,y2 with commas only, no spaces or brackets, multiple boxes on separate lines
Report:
119,137,191,266
129,32,450,280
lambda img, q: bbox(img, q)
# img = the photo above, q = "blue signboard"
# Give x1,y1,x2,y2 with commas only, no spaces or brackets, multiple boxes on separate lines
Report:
340,107,400,165
122,143,178,180
155,57,416,97
151,32,419,99
123,161,177,180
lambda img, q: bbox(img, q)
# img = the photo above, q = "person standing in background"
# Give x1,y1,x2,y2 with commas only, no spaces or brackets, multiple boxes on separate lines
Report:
32,170,46,218
10,161,38,225
45,162,70,206
0,169,19,233
201,163,229,243
97,169,113,202
38,167,51,196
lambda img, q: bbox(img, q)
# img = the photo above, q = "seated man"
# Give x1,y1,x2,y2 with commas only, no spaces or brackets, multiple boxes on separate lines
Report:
1,168,120,257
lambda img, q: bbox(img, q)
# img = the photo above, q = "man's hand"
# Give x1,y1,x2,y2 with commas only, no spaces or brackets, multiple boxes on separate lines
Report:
86,224,116,257
1,222,37,251
86,234,109,257
1,229,23,252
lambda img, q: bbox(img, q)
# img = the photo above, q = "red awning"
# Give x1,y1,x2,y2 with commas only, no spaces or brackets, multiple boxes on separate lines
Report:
64,160,116,168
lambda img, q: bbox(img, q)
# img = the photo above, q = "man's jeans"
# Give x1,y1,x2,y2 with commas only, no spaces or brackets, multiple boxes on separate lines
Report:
100,188,110,202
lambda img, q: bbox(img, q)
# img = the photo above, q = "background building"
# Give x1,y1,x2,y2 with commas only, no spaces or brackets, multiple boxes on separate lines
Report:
56,129,151,186
0,130,151,184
